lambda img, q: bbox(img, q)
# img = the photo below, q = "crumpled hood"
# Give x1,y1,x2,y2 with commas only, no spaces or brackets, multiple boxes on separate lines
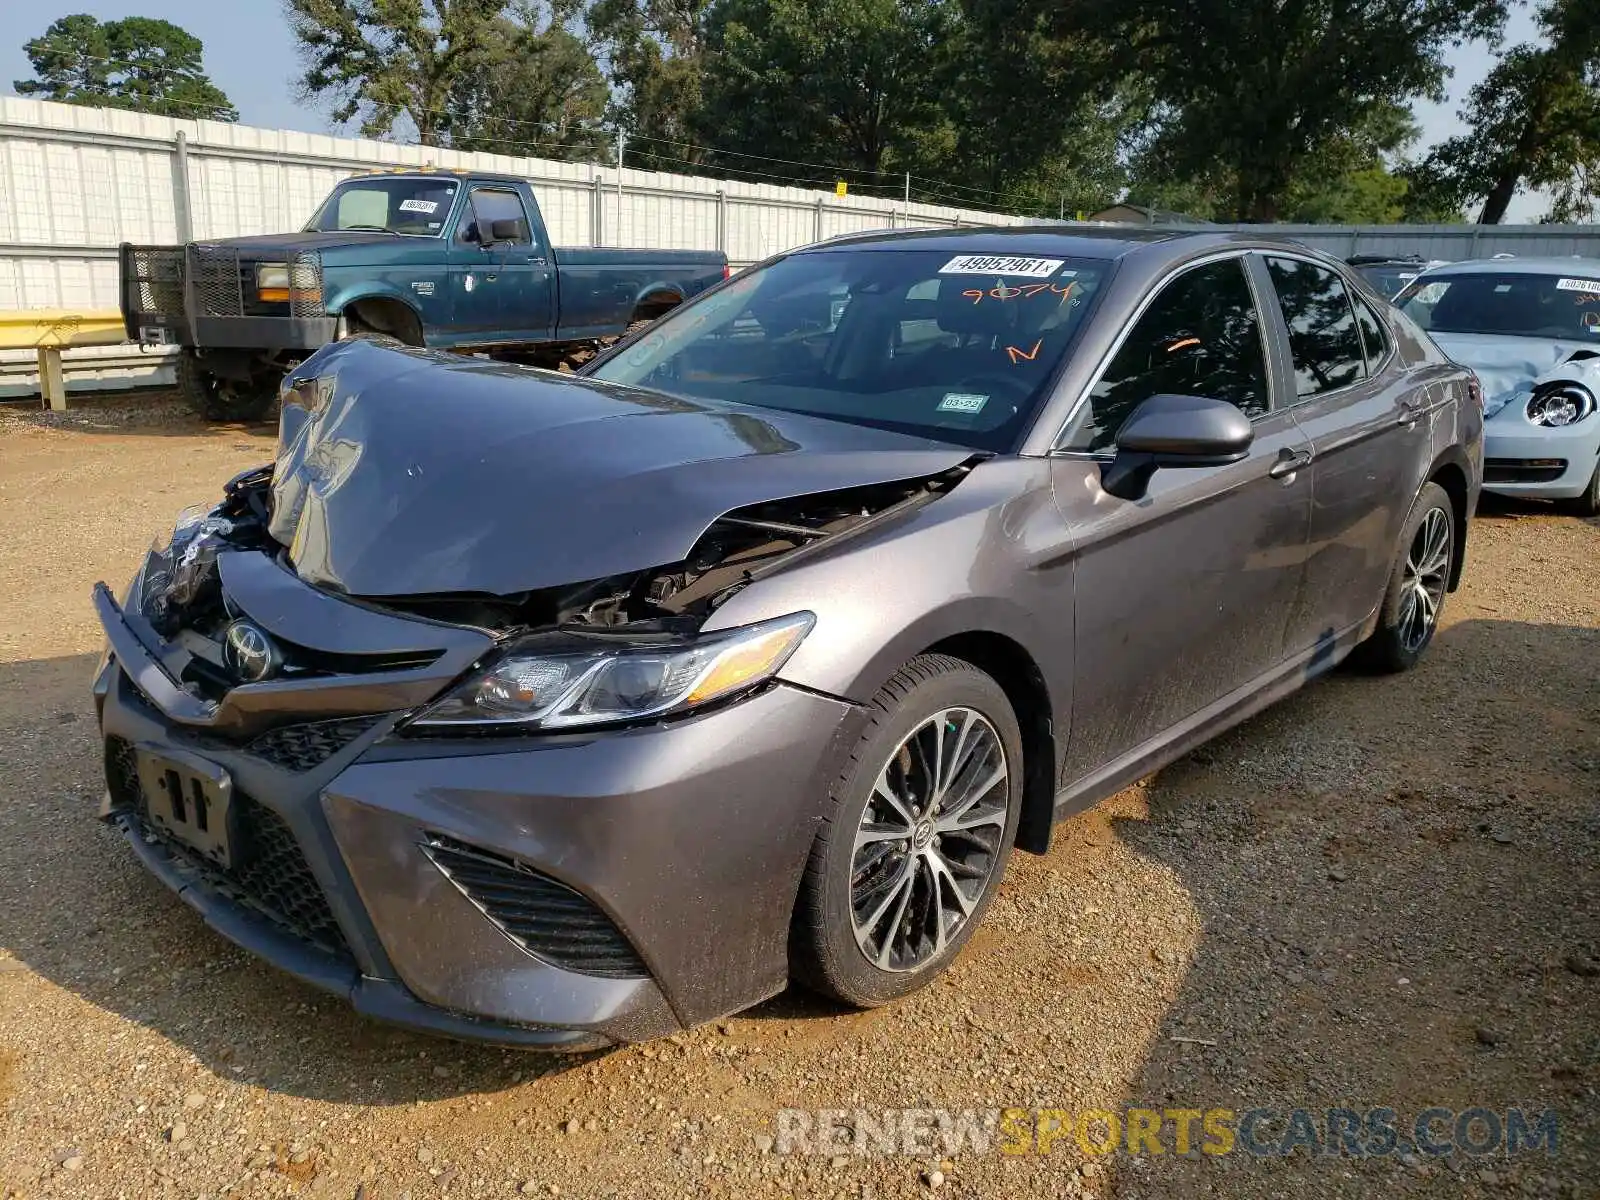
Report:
270,340,972,597
1428,333,1595,407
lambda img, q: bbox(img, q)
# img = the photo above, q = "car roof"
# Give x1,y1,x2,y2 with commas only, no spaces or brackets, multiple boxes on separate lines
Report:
793,224,1251,262
1418,255,1600,278
349,167,527,186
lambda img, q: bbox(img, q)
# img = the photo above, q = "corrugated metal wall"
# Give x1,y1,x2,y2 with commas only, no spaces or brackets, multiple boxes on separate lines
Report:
1202,223,1600,259
0,97,1026,395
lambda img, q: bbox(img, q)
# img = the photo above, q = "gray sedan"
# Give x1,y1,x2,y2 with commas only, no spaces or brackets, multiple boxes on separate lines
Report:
93,228,1481,1048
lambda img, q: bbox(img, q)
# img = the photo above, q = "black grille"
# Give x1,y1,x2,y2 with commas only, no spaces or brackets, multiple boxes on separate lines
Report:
1485,458,1568,484
423,835,648,979
247,716,381,771
188,245,244,318
107,735,351,959
124,246,186,316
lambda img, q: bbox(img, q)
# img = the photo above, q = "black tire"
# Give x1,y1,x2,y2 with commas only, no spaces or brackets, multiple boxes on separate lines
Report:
176,352,278,422
1560,459,1600,518
1353,481,1456,673
791,654,1024,1007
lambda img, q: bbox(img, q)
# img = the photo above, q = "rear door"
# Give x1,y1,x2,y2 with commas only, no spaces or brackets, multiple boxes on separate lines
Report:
1256,254,1429,651
447,185,554,342
1056,253,1313,783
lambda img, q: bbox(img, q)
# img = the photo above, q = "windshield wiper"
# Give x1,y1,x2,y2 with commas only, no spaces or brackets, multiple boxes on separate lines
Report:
341,224,401,235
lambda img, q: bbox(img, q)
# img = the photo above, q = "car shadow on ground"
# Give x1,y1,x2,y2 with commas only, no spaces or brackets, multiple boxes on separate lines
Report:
1096,616,1598,1195
2,614,1595,1133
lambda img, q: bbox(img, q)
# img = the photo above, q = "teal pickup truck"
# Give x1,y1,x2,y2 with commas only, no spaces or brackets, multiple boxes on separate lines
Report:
119,169,728,419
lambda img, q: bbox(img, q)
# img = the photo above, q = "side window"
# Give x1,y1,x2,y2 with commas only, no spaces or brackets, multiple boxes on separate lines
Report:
1352,295,1391,371
1072,257,1269,452
458,188,534,246
1266,257,1366,397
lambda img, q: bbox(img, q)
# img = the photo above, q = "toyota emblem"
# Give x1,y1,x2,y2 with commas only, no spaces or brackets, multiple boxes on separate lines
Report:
223,620,282,683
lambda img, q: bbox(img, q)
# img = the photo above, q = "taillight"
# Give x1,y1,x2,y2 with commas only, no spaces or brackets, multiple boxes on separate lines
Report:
722,263,732,281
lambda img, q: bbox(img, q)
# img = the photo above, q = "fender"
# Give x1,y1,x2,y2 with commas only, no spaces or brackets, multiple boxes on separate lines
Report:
630,281,688,314
323,282,428,330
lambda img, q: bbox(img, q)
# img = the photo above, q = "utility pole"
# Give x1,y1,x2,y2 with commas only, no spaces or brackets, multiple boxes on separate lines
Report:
616,131,627,232
1060,195,1066,221
904,171,911,205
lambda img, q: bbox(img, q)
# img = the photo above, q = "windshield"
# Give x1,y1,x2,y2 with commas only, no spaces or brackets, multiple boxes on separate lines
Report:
587,249,1108,451
305,177,460,236
1396,270,1600,340
1354,264,1422,299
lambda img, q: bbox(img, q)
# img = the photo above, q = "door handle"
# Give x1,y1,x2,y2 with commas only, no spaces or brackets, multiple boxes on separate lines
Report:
1268,448,1313,479
1397,400,1423,427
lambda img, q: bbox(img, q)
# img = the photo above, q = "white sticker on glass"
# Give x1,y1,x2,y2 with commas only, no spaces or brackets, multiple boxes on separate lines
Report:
1555,277,1600,295
938,255,1066,278
398,199,439,214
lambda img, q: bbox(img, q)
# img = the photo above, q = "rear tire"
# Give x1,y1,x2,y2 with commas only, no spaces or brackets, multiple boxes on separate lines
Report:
176,352,278,422
791,654,1023,1007
1353,481,1455,673
1560,459,1600,517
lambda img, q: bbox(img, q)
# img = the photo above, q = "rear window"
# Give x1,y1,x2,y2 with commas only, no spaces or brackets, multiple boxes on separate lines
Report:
1396,271,1600,340
588,249,1110,451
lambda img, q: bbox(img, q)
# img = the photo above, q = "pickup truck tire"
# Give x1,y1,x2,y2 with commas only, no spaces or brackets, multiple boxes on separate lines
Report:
176,352,279,423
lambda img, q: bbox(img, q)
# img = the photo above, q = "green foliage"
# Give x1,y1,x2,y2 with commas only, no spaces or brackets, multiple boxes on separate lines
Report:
587,0,713,159
1059,0,1507,221
287,0,607,157
14,13,238,121
1417,0,1600,223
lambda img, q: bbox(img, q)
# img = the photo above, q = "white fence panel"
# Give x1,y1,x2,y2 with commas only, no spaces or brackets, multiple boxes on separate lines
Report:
0,96,1026,396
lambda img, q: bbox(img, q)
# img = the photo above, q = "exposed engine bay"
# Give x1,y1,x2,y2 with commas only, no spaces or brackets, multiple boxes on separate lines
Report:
143,461,973,657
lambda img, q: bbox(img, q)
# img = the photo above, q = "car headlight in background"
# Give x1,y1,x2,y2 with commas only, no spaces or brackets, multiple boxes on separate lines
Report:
409,612,815,732
1526,382,1596,428
256,261,290,301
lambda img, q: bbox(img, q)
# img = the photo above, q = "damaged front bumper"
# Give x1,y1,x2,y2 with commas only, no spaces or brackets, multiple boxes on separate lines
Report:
93,549,859,1047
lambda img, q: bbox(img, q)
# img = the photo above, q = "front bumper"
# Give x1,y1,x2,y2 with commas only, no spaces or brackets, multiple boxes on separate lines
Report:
94,576,859,1046
1482,405,1600,498
120,242,336,351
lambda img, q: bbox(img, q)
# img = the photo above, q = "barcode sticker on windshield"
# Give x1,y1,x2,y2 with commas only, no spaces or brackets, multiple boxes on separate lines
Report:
398,199,439,214
939,255,1066,278
938,393,989,414
1556,277,1600,295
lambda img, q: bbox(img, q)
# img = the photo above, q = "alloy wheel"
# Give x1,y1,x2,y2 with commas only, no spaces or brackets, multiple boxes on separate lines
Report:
1398,506,1451,653
849,707,1010,972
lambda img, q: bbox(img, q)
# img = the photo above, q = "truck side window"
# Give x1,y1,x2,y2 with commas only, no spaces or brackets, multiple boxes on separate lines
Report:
459,188,535,247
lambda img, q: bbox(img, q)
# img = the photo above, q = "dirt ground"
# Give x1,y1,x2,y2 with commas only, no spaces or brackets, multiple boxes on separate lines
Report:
0,395,1595,1200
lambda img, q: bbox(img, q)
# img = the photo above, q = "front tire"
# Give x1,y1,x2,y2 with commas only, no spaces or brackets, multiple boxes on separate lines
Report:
1354,481,1455,673
791,654,1023,1007
1561,459,1600,518
176,352,279,422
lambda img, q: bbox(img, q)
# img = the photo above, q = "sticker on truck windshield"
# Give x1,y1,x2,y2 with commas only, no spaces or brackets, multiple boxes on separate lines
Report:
939,255,1065,278
938,393,989,414
1556,277,1600,295
398,199,439,214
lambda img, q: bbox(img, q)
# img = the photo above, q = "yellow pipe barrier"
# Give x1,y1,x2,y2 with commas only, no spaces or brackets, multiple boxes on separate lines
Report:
0,309,128,412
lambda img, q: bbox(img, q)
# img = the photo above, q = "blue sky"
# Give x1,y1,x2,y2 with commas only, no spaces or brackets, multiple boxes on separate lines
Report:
0,0,1548,219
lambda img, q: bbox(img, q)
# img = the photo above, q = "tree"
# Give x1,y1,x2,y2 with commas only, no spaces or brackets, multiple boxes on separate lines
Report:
286,0,505,145
447,8,611,159
14,14,238,121
696,0,959,187
1419,0,1600,222
1058,0,1508,221
587,0,713,163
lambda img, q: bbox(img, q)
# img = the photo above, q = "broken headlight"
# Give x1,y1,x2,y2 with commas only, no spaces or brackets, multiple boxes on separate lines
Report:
409,612,814,732
139,505,235,632
1526,382,1595,428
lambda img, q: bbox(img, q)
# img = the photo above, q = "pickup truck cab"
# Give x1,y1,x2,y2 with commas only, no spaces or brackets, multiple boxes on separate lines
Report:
120,169,728,419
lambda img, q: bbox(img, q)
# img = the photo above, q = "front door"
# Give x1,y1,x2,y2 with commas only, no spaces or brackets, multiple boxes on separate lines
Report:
448,186,555,343
1256,254,1431,652
1055,254,1313,785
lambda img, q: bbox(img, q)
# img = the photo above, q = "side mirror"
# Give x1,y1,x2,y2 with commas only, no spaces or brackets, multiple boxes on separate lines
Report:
1101,393,1253,500
487,218,528,244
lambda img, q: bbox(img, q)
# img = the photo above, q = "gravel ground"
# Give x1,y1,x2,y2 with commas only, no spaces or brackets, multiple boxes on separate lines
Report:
0,397,1596,1200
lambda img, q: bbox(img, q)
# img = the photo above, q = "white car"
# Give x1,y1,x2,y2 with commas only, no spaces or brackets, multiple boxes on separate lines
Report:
1396,257,1600,515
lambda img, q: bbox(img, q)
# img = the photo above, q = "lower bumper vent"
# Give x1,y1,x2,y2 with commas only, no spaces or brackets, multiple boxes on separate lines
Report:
422,835,648,979
106,735,352,959
1485,457,1568,484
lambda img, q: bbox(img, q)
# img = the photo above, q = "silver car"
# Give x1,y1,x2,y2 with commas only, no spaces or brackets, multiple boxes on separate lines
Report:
94,229,1481,1047
1396,257,1600,514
